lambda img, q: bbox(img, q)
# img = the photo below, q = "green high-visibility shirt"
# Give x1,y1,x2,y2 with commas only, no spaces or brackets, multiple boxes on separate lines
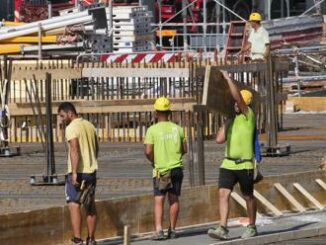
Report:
221,107,255,170
144,121,185,176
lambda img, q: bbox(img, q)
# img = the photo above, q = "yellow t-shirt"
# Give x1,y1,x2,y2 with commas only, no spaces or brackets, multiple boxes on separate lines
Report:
65,118,98,174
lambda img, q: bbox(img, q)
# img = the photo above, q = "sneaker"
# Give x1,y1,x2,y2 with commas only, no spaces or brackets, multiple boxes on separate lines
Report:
241,224,258,239
86,237,97,245
207,226,230,240
71,237,83,245
152,230,166,241
167,228,177,239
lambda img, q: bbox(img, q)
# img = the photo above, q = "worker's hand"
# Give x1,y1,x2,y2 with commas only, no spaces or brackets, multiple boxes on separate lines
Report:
220,70,230,80
72,173,79,186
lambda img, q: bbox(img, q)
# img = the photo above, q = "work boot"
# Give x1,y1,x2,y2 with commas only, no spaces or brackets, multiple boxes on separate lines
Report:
86,237,97,245
241,224,258,239
151,230,166,241
71,237,83,245
207,225,230,240
167,227,177,239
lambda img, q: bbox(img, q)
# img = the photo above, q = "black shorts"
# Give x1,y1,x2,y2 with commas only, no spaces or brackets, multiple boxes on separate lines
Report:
218,168,254,196
153,167,183,196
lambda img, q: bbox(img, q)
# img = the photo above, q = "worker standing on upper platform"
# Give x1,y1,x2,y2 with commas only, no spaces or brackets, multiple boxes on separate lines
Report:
240,12,270,61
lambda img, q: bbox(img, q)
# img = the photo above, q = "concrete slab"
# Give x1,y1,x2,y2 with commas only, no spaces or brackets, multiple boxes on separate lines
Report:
99,211,326,245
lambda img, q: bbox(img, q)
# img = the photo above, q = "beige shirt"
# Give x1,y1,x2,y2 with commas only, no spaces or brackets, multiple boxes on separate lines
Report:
248,26,270,60
66,118,98,173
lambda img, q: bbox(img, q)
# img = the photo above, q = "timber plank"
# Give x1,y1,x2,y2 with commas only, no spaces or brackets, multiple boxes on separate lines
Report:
274,183,306,212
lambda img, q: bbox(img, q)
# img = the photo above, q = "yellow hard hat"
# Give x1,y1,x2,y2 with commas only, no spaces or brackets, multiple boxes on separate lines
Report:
249,12,262,22
154,97,171,111
240,90,253,105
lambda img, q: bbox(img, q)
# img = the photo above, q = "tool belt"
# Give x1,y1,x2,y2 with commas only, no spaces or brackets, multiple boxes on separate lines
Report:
76,180,95,210
155,170,172,191
225,157,253,164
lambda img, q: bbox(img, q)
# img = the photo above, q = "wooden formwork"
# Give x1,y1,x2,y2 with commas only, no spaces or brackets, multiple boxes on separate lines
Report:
0,58,288,144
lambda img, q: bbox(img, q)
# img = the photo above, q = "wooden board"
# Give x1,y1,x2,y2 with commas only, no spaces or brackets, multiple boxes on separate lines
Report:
11,67,82,80
201,66,260,117
274,183,306,212
10,97,197,115
315,179,326,191
82,68,190,78
254,190,283,217
293,183,324,210
231,192,262,218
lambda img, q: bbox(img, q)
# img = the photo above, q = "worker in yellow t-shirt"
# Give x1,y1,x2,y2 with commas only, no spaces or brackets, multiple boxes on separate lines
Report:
58,102,99,245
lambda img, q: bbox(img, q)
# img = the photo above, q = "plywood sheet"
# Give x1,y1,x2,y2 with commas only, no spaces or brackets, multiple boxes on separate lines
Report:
201,66,260,117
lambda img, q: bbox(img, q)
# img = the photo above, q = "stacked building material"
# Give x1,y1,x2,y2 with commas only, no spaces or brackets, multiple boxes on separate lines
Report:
0,9,97,55
263,15,324,49
107,6,154,53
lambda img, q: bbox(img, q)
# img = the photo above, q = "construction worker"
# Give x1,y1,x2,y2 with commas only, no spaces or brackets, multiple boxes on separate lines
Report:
144,97,187,240
239,12,270,61
208,71,258,240
58,102,99,245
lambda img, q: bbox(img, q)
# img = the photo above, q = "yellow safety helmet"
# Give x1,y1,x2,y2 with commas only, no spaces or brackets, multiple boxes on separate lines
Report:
249,12,262,22
154,97,171,111
240,90,253,105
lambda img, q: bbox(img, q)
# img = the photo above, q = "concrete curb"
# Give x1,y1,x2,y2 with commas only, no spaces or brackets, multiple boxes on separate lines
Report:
212,226,326,245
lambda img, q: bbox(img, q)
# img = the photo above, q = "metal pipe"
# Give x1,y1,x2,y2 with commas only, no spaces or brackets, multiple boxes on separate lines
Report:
38,23,42,61
109,1,113,52
282,75,326,83
0,15,93,41
182,0,188,51
203,0,207,54
45,72,56,180
300,0,325,16
158,0,163,48
48,1,52,19
22,43,84,52
0,11,89,35
212,0,246,21
222,0,226,36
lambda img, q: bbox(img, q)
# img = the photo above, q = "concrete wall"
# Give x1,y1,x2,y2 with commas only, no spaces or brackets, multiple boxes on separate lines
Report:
0,170,325,245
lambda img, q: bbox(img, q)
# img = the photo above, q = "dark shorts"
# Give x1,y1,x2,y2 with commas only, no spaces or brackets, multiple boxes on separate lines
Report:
218,168,254,196
65,172,97,203
153,167,183,196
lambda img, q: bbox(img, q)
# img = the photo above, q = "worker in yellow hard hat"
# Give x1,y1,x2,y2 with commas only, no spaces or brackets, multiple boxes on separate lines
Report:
144,96,187,240
239,12,270,61
208,71,259,240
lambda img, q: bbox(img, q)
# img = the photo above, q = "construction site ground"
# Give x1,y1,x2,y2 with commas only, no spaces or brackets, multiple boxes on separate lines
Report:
0,112,325,215
116,211,326,245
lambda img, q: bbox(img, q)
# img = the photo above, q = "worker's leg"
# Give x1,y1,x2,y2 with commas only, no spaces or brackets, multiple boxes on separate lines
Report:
167,168,183,231
154,195,165,232
219,188,232,227
86,199,97,241
68,202,82,239
239,170,258,238
218,168,237,227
